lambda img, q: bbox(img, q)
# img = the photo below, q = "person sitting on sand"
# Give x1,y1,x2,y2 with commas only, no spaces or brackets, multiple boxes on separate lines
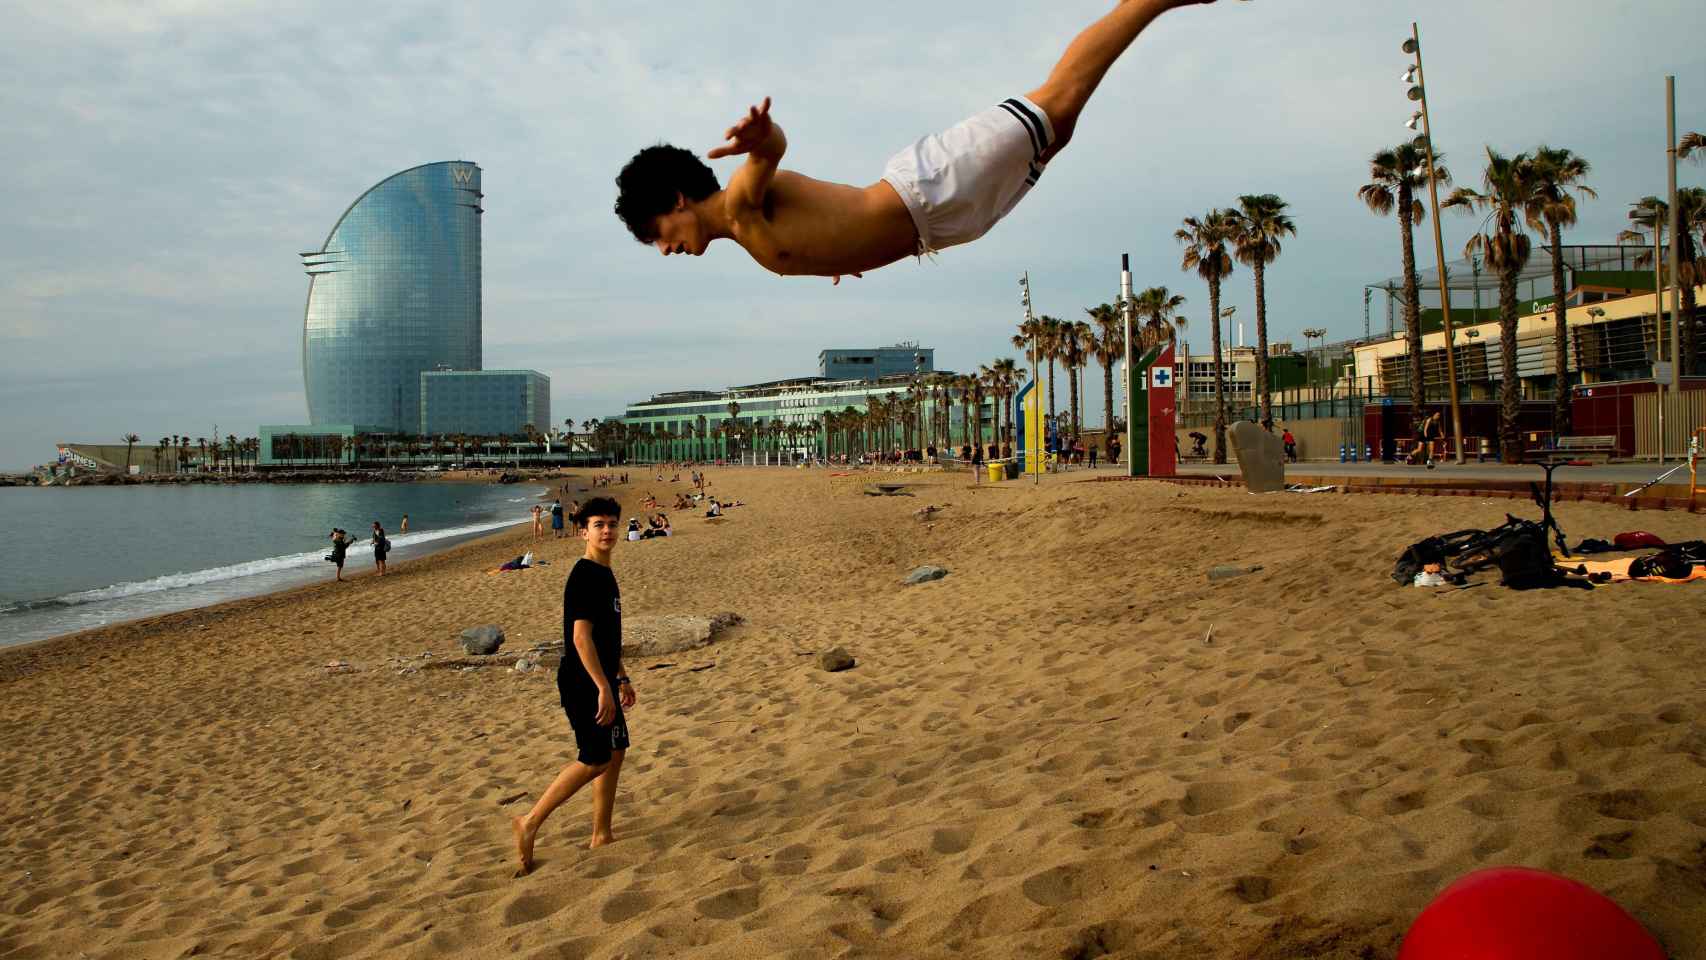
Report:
705,499,722,518
627,517,643,542
513,497,635,875
614,1,1234,283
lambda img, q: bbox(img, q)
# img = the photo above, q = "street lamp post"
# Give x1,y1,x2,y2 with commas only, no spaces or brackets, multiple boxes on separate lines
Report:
1636,198,1667,463
1022,272,1040,485
1404,24,1466,464
1121,255,1135,476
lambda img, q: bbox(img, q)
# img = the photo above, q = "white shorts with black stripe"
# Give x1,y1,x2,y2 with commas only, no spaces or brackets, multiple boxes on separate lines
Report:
881,96,1054,256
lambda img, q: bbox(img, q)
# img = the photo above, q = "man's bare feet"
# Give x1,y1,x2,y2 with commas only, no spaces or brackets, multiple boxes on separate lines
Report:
513,816,536,876
589,830,615,850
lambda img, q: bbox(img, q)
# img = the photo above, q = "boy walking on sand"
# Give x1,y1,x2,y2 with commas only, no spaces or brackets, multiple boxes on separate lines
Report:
615,0,1238,282
513,497,637,875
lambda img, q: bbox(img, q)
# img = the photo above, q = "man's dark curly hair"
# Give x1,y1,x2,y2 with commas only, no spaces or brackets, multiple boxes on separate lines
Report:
574,496,622,530
614,145,720,243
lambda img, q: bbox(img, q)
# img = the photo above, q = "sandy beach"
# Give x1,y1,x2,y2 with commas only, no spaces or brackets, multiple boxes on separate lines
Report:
2,467,1703,959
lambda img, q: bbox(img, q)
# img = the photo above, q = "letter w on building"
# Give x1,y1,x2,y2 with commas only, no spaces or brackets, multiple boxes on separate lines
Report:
453,167,474,185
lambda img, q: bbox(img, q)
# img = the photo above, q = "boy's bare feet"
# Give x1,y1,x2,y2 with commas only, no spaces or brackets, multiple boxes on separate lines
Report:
589,830,616,849
513,816,536,876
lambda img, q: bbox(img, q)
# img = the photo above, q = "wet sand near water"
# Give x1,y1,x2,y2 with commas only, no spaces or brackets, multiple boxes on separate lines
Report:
2,468,1703,959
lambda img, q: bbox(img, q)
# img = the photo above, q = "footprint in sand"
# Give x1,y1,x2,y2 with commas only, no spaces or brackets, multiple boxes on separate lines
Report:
694,885,760,920
1583,830,1636,860
1021,865,1085,908
599,889,657,924
1590,789,1659,822
1230,875,1275,904
930,827,974,854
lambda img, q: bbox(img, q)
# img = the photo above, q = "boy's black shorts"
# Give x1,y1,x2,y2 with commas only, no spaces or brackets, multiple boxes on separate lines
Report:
562,693,629,766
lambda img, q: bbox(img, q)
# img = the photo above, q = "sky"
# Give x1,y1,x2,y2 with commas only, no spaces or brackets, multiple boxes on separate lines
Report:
2,0,1702,470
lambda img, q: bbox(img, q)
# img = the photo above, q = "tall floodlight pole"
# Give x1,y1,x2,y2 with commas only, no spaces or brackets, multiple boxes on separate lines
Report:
1666,76,1682,391
1022,272,1039,486
1648,202,1668,464
1405,24,1465,464
1122,254,1136,477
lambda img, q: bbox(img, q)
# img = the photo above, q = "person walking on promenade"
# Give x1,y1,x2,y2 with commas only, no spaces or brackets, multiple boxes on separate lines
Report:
1281,427,1297,463
371,521,390,576
513,498,636,875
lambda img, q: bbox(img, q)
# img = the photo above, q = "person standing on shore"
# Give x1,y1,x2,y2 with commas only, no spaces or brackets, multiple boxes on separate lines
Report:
532,504,545,541
328,529,349,581
514,497,635,875
551,499,565,539
371,521,389,576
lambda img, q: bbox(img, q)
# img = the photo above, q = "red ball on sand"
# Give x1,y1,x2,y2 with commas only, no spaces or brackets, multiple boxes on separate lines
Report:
1398,867,1664,960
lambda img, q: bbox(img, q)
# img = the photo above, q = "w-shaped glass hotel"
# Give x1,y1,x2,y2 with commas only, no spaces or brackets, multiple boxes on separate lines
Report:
301,161,483,434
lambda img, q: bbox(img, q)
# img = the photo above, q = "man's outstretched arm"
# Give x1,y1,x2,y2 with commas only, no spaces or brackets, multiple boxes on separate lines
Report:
708,97,785,212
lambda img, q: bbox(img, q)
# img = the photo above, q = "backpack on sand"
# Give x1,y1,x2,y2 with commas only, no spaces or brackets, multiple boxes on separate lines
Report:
1485,521,1558,589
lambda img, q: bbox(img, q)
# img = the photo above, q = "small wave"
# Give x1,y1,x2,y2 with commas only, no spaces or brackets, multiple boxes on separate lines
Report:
9,515,528,613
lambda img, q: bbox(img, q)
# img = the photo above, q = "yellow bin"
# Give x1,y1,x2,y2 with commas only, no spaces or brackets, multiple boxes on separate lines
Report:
986,461,1004,483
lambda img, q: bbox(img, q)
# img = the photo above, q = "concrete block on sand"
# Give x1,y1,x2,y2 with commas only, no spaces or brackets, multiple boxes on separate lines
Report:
1229,421,1286,493
622,612,743,658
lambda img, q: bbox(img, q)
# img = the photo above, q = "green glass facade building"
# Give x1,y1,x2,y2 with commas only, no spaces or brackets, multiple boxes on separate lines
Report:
619,374,996,462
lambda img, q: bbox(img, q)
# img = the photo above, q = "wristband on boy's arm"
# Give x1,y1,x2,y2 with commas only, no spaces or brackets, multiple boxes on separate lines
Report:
617,676,631,685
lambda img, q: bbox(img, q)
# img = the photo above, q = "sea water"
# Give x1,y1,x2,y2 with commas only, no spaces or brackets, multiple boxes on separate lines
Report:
0,481,549,648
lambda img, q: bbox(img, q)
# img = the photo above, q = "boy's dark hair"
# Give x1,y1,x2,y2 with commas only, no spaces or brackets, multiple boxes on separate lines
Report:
614,145,720,242
575,496,622,530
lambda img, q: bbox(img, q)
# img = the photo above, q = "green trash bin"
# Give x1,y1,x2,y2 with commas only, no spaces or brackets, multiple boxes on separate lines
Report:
1004,460,1019,480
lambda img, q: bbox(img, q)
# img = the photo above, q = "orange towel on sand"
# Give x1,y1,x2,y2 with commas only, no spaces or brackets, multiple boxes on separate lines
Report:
1574,558,1706,584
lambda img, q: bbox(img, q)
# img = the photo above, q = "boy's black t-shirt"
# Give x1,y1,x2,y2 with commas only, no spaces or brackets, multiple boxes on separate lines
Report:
560,558,622,700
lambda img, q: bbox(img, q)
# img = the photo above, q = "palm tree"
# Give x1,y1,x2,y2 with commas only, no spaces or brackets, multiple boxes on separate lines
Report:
1085,304,1124,434
1523,146,1595,434
1058,320,1093,440
1360,140,1451,424
1177,210,1238,463
1680,132,1704,161
1132,286,1187,348
993,356,1020,450
1625,190,1706,376
1677,188,1706,375
725,401,742,464
1034,316,1065,430
121,433,139,473
1232,194,1298,426
1445,148,1536,463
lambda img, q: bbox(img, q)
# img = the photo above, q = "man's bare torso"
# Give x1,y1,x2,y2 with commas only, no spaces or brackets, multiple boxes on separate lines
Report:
727,171,919,278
